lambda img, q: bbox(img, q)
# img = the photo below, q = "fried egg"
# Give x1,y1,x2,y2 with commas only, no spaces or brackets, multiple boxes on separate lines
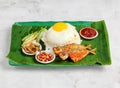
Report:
41,22,82,52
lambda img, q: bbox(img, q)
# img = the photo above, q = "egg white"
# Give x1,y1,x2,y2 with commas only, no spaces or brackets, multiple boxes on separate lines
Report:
41,23,82,52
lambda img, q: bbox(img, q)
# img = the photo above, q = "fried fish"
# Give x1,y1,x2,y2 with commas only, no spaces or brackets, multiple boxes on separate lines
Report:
53,43,96,62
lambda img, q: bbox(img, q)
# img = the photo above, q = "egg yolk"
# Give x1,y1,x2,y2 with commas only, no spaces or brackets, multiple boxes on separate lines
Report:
53,22,68,32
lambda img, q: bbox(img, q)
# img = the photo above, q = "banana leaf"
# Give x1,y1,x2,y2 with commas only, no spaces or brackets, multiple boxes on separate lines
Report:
7,20,111,66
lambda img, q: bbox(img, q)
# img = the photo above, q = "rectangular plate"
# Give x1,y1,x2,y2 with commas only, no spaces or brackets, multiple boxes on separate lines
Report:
7,20,111,66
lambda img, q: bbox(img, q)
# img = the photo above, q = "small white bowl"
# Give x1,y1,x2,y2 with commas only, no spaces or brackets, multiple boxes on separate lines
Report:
80,27,98,39
22,41,42,55
35,51,55,64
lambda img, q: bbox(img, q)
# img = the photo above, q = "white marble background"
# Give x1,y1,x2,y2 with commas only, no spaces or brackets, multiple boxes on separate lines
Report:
0,0,120,88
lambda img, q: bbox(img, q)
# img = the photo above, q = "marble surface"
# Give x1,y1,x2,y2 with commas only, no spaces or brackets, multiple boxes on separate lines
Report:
0,0,120,88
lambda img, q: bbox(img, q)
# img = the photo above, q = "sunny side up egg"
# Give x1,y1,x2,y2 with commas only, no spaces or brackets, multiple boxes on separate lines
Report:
41,22,82,52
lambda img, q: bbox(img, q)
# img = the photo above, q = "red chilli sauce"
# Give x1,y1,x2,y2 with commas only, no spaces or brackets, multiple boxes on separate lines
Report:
80,28,97,38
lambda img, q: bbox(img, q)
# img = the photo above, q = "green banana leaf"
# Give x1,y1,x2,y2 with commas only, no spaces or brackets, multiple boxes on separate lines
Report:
7,20,111,66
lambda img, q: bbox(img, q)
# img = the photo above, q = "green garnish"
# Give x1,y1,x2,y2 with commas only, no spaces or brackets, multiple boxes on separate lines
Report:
22,27,47,46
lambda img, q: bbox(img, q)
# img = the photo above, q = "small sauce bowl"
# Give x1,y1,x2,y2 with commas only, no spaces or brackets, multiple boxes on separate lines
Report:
22,41,42,55
35,51,55,64
80,27,98,39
